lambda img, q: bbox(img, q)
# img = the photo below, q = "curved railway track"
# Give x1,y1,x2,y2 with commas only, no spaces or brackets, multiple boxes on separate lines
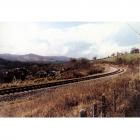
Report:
0,67,125,96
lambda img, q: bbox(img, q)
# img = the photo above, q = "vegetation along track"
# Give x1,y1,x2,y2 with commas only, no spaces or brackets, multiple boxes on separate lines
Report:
0,67,125,96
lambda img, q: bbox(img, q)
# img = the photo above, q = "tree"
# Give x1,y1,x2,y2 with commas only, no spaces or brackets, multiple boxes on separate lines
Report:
79,58,90,68
70,58,77,63
111,53,115,57
93,57,97,60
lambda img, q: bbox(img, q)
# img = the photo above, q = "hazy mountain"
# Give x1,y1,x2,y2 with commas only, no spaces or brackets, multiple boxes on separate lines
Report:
0,53,70,63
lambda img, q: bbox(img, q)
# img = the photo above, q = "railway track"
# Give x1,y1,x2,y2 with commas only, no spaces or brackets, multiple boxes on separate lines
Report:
0,68,125,96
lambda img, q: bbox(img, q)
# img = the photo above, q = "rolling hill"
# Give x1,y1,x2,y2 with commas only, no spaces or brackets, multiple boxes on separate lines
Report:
0,53,70,63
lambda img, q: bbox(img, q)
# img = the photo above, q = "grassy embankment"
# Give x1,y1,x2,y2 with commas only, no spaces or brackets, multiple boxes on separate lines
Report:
104,53,140,64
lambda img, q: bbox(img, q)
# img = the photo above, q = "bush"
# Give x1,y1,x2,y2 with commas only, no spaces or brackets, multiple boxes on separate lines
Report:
79,58,90,68
88,66,104,75
116,57,127,64
73,70,85,78
64,96,79,109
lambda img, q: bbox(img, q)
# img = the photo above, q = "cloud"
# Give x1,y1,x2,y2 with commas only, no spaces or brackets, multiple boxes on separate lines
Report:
0,22,139,58
63,41,94,58
106,23,140,46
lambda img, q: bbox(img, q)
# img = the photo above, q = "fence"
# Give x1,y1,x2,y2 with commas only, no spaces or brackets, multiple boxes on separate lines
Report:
79,80,140,117
79,94,110,117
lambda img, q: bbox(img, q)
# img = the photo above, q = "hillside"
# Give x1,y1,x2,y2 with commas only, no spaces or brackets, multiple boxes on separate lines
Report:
102,53,140,64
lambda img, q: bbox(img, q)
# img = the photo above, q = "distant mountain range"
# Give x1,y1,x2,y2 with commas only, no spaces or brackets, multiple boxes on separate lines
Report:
0,53,70,63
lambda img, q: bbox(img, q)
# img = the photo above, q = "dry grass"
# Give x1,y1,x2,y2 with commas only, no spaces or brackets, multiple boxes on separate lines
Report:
0,64,104,89
0,65,139,117
0,77,49,89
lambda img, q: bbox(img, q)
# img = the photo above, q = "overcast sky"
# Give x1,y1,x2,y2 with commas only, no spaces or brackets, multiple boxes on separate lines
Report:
0,22,140,59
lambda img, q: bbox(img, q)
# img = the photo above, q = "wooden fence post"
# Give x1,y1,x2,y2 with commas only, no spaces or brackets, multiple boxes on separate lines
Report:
79,109,87,117
124,83,127,98
135,80,140,91
101,94,106,117
124,109,127,117
113,90,116,113
92,103,98,117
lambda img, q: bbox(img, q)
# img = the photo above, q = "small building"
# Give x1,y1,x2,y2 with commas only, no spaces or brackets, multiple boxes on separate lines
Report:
131,48,139,54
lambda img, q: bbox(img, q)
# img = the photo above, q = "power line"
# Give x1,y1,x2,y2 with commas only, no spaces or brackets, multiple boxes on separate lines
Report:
126,23,140,36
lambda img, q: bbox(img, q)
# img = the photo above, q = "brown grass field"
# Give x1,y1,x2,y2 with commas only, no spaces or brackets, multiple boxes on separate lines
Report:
0,64,139,117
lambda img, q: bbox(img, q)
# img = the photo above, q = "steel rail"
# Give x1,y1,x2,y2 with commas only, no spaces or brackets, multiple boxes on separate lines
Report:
0,68,125,95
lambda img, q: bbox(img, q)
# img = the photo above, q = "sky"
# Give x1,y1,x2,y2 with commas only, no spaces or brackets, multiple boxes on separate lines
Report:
0,22,140,59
